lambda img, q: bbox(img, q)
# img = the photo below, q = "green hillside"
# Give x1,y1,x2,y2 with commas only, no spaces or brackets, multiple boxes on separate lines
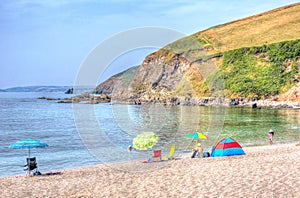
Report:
220,39,300,98
96,3,300,103
156,3,300,99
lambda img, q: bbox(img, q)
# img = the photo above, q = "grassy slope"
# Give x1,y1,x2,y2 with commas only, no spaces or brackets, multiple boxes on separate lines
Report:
169,3,300,99
112,65,140,85
220,39,300,98
194,2,300,53
163,2,300,59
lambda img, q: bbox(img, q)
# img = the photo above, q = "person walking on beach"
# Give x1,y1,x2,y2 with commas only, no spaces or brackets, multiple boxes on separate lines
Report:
268,129,274,145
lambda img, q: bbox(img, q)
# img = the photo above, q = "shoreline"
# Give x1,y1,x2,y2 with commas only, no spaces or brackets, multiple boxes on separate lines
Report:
1,142,299,197
112,96,300,109
48,90,300,108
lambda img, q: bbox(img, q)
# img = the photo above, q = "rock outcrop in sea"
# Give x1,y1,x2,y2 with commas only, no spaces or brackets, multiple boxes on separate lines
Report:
65,88,73,94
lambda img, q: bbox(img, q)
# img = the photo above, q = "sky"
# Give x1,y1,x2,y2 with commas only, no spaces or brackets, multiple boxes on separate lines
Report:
0,0,299,89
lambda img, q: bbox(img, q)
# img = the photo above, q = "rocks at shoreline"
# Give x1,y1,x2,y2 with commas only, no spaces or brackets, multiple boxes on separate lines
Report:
114,96,300,108
38,93,300,108
38,93,111,104
70,93,111,104
38,97,60,101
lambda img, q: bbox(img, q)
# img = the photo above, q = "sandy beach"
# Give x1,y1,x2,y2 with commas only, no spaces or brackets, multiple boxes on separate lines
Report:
1,143,299,198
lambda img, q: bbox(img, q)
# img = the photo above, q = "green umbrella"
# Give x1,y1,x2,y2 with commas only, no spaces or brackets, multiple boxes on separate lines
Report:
133,132,158,150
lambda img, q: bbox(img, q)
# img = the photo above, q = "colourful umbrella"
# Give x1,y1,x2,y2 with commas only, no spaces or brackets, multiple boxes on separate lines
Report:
9,139,48,158
185,132,208,139
133,132,158,150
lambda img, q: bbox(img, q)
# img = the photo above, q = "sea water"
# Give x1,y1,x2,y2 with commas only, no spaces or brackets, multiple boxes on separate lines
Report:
0,92,299,177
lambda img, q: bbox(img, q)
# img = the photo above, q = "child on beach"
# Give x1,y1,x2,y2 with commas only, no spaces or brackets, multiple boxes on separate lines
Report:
128,145,134,152
268,129,274,145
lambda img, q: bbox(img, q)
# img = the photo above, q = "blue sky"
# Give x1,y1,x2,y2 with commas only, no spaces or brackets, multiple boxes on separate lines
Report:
0,0,299,88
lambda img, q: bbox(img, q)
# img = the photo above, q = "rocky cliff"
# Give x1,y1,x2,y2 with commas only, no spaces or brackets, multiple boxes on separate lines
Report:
93,66,139,96
94,3,300,106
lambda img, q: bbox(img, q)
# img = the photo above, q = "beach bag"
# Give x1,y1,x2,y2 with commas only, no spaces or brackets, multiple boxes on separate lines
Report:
34,171,41,176
204,152,210,158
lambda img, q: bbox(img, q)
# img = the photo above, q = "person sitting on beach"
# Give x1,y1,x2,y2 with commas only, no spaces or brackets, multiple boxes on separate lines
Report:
191,143,204,158
268,129,274,145
197,143,203,158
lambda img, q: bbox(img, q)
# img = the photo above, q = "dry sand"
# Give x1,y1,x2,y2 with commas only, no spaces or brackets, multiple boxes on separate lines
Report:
1,143,300,198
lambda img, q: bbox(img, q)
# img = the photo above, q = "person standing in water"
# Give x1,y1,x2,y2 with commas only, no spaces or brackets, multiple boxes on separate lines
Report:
128,145,133,152
268,129,274,145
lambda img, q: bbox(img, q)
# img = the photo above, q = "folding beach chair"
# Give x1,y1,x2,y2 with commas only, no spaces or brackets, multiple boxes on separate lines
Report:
153,150,161,162
162,145,176,160
24,157,40,175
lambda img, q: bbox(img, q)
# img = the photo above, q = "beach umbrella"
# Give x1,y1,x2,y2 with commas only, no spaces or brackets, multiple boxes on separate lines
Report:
133,132,158,150
185,132,208,139
9,139,48,158
185,132,208,148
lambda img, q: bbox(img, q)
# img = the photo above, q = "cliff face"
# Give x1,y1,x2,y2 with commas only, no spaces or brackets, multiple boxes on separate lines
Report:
94,77,124,95
119,35,222,102
126,51,190,97
93,66,139,96
94,3,300,104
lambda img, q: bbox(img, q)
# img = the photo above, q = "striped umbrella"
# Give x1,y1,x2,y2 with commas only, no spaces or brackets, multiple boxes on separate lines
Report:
185,132,208,139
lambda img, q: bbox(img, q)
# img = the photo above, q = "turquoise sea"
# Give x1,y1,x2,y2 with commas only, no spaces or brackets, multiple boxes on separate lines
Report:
1,92,299,177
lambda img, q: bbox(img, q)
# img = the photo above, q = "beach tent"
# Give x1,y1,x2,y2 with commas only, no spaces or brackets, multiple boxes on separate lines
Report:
211,137,245,157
